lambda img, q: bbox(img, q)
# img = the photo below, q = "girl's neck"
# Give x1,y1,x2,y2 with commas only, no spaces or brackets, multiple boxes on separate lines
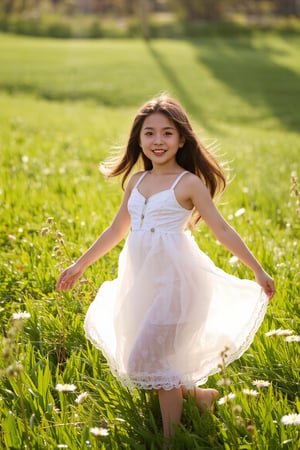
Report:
150,163,183,176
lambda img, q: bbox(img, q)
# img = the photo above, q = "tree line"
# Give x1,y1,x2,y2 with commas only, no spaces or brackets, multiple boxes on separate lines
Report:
2,0,300,19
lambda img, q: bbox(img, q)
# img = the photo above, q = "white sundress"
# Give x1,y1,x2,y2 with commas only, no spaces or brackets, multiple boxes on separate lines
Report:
84,171,268,390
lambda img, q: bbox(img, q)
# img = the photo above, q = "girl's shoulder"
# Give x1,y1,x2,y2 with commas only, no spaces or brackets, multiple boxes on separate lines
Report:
125,171,147,191
180,171,208,196
182,171,205,187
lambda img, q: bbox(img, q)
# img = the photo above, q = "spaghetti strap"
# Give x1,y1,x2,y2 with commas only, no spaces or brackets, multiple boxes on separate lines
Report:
134,171,149,189
171,171,188,190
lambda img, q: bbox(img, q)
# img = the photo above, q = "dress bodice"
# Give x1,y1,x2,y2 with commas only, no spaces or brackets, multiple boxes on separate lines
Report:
127,172,192,233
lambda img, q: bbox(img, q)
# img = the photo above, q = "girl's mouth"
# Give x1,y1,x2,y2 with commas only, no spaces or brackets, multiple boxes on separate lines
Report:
152,150,166,155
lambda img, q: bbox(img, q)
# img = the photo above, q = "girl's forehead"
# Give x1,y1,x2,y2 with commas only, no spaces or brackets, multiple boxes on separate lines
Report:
142,112,176,129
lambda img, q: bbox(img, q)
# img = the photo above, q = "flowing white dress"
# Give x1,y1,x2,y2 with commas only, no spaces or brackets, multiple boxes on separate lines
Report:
84,171,268,390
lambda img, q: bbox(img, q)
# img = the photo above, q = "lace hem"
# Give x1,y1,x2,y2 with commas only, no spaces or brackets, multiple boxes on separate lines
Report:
84,293,268,391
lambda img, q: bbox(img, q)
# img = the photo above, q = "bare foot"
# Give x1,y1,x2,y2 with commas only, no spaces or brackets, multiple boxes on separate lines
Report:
195,388,219,413
181,387,218,414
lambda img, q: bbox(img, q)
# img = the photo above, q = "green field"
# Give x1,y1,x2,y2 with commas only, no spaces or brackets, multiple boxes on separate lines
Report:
0,32,299,449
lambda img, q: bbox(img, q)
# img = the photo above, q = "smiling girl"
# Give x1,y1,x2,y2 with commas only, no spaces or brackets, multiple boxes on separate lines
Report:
57,95,275,445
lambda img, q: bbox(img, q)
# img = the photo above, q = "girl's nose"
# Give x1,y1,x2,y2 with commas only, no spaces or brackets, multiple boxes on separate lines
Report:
153,133,163,144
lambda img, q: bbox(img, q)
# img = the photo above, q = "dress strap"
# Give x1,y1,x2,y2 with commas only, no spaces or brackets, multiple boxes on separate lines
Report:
171,171,188,189
134,171,149,189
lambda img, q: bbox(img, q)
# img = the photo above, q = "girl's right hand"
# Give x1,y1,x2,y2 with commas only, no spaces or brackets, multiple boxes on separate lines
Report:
254,269,276,300
56,263,84,291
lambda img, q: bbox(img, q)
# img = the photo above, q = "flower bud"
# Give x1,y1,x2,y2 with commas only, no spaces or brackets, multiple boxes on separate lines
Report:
41,227,48,237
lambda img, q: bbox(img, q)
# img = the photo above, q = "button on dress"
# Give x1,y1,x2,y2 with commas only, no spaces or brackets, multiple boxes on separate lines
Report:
84,171,268,390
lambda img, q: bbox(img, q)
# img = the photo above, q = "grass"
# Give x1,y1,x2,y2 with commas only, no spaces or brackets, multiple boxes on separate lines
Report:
0,32,299,448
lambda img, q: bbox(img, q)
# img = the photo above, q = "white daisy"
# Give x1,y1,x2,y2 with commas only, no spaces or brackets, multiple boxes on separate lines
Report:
235,208,246,217
90,427,109,436
252,380,270,388
55,383,76,392
243,388,259,396
284,335,300,343
229,256,239,264
75,392,88,404
12,311,31,320
265,328,293,337
218,393,236,405
281,414,300,425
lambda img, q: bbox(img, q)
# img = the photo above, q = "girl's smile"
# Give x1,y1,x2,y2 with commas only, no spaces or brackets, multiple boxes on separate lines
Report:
140,112,185,167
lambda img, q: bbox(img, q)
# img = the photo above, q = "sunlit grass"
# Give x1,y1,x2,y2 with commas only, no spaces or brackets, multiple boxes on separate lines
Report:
0,33,299,448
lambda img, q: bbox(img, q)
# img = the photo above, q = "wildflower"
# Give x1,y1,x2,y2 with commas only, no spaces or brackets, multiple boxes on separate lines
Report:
235,208,246,217
55,384,76,392
12,311,31,320
6,363,23,377
229,256,239,264
2,347,10,359
232,405,243,415
47,217,54,224
75,392,88,404
284,335,300,343
246,424,255,434
265,328,293,337
57,445,68,449
217,378,231,386
252,380,270,388
8,234,16,241
281,414,300,425
90,427,109,437
236,416,245,427
218,393,236,405
22,155,29,164
243,388,259,396
41,227,48,237
56,231,63,238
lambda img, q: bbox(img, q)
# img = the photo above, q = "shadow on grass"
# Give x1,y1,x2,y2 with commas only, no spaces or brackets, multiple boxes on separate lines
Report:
192,37,300,133
146,41,213,132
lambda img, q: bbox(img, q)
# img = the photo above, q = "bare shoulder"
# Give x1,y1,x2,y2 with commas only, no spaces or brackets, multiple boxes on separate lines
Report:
175,172,208,210
125,171,145,193
182,172,207,194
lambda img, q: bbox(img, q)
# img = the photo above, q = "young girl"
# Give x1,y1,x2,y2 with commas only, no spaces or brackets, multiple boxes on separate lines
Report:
56,95,275,442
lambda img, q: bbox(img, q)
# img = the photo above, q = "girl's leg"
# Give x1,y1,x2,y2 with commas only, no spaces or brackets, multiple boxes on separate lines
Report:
181,386,218,413
158,388,183,440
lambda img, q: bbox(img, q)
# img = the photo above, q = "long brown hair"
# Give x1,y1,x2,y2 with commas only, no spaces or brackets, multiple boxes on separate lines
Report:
102,95,227,223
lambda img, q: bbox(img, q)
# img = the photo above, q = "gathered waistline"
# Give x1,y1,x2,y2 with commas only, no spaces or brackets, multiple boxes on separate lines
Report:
130,227,185,235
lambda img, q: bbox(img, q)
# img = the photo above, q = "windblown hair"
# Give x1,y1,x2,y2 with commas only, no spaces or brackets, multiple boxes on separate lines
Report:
102,95,227,224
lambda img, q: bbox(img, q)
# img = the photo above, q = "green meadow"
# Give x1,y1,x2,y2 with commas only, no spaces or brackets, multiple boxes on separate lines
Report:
0,32,299,448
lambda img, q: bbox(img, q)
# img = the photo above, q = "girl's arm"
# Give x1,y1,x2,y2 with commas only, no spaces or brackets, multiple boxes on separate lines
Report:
56,175,137,291
188,176,276,299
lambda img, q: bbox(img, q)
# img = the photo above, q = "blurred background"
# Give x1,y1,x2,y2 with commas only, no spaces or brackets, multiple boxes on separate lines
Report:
1,0,300,39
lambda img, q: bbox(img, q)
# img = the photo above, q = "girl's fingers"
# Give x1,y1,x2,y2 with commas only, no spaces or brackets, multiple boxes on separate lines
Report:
56,266,82,290
265,280,276,300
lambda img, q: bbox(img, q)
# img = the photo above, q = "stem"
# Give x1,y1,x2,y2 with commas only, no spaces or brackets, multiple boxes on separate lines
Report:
58,293,67,371
16,376,30,449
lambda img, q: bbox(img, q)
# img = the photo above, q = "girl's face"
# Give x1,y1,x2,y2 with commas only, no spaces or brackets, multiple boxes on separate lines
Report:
139,113,185,167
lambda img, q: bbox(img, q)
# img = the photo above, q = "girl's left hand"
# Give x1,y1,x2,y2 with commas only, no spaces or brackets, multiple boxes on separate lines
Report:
56,263,84,291
255,270,276,300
